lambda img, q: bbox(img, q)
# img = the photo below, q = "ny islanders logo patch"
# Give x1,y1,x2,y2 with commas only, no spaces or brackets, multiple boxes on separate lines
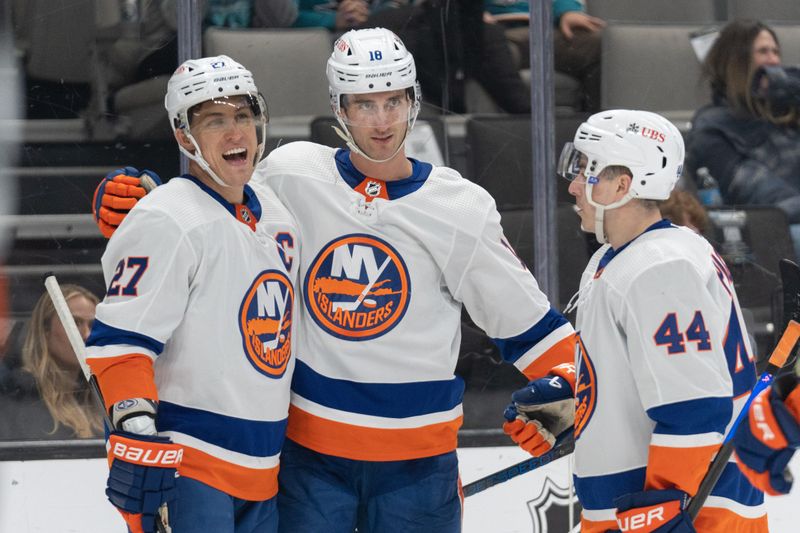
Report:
574,334,597,440
239,270,294,378
305,234,411,341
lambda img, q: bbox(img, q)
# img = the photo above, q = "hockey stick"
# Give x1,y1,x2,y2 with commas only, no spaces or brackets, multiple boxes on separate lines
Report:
686,258,800,519
464,259,800,500
44,275,172,533
462,429,575,497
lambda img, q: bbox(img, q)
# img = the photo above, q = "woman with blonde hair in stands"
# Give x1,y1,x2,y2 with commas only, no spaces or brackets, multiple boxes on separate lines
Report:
0,284,102,439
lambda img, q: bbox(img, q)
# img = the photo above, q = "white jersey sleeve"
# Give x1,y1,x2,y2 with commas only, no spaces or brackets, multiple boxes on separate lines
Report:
451,203,575,379
92,197,197,358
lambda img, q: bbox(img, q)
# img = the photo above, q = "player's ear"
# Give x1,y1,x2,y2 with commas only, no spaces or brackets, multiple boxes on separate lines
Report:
617,173,633,194
174,128,195,153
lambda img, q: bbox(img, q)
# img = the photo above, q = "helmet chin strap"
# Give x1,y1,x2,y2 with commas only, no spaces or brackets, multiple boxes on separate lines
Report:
584,181,634,245
178,127,266,190
178,130,230,188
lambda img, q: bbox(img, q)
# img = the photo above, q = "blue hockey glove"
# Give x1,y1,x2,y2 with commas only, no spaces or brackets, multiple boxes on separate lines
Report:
614,489,695,532
93,167,161,238
503,368,574,456
733,374,800,495
106,431,181,533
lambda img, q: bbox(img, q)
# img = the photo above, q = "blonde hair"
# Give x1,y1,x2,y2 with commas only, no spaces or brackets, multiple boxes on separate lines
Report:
21,284,103,438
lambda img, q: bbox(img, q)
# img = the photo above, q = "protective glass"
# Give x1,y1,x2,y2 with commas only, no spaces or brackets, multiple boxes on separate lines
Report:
339,92,412,128
189,94,269,134
557,142,591,182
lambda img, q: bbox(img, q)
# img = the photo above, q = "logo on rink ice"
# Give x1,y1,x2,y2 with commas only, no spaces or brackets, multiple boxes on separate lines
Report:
238,270,294,378
526,477,582,532
574,335,597,440
304,234,411,341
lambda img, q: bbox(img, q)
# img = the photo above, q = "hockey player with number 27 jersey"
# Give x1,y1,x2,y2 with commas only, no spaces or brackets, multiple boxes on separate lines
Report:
86,56,298,533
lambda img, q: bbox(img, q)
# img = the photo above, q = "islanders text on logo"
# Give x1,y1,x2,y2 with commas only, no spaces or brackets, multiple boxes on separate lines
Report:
305,234,411,341
574,334,597,440
239,270,294,378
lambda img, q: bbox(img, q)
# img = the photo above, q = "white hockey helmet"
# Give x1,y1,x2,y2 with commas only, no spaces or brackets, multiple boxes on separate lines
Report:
327,28,421,162
165,55,268,187
557,110,684,242
558,109,684,200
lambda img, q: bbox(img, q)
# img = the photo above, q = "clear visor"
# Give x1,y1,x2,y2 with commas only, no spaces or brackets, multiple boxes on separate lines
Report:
557,142,590,182
188,94,269,134
338,91,412,128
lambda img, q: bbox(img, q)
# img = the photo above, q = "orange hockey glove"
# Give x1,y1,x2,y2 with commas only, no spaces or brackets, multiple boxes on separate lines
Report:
92,167,161,238
503,364,575,457
733,374,800,495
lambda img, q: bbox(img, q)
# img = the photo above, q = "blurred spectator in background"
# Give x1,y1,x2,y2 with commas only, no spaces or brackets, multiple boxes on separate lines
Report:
102,0,298,90
659,189,710,235
292,0,531,113
687,19,800,257
483,0,604,111
291,0,395,31
0,285,102,440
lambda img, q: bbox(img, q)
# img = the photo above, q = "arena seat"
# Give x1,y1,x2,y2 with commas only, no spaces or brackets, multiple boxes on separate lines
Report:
601,23,709,113
587,0,719,23
464,114,590,209
727,0,800,22
704,206,796,356
204,27,333,119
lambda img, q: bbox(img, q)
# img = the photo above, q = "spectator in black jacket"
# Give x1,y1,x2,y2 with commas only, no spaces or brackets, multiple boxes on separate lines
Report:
687,19,800,254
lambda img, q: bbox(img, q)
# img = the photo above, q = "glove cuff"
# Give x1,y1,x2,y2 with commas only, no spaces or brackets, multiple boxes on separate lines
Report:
108,433,183,468
549,363,576,393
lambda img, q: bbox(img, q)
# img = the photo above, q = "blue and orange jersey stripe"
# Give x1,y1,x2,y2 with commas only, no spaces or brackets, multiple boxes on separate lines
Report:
286,404,462,461
493,307,575,380
289,360,463,460
158,401,287,501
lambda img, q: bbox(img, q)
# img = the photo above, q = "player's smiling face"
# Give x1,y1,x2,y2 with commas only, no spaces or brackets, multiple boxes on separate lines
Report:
342,89,410,160
189,96,259,188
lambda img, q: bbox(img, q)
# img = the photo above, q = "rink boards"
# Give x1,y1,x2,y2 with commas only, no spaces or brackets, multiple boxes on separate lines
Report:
1,446,797,532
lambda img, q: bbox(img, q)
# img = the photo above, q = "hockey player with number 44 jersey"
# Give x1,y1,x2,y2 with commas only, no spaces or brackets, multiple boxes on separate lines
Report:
505,110,768,532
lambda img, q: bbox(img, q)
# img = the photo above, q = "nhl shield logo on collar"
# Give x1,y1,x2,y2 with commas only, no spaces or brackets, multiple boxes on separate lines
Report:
355,178,389,202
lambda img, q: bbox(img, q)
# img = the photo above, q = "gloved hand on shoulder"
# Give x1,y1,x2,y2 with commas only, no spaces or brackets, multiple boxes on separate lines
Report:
93,167,161,238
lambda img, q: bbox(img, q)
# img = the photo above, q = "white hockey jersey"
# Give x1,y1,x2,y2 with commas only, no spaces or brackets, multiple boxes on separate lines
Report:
86,175,299,501
254,142,575,461
571,220,766,532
